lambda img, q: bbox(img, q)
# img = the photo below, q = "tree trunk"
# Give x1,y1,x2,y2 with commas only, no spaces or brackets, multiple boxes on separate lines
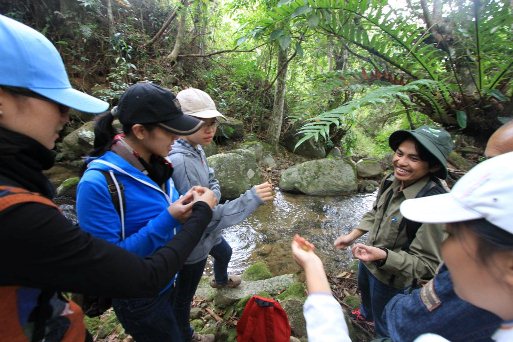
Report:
192,0,207,55
268,46,289,147
145,8,179,48
167,0,188,62
106,0,114,37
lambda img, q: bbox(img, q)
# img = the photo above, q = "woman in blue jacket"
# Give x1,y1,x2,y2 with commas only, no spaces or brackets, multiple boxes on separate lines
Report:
76,82,214,342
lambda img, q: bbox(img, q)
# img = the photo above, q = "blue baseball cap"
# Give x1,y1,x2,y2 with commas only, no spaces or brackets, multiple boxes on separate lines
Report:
0,15,108,113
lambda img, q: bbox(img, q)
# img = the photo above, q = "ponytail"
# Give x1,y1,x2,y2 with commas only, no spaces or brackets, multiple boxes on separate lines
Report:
91,111,117,157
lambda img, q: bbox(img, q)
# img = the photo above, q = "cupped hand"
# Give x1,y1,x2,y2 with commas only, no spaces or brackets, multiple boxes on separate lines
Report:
190,186,217,209
351,243,387,262
254,182,274,202
291,235,321,269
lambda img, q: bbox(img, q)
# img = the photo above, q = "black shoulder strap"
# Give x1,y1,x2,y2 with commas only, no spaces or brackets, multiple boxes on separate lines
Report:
400,177,447,251
373,173,394,210
99,170,124,218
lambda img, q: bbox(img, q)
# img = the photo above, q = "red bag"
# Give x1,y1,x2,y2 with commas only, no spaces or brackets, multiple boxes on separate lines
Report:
237,295,291,342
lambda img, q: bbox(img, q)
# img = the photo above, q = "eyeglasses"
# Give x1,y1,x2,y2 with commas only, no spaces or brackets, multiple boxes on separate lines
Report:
2,86,70,114
201,119,219,130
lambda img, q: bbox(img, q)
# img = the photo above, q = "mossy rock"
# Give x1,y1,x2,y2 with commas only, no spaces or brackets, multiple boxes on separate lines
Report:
276,282,306,301
56,176,80,196
191,319,205,331
242,261,273,281
85,309,126,339
235,291,273,316
342,295,361,310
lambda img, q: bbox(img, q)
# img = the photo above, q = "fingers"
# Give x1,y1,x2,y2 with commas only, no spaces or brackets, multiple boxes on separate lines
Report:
255,182,274,202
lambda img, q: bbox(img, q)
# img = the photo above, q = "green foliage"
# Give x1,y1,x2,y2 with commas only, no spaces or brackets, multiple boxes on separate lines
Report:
295,79,441,147
276,282,306,301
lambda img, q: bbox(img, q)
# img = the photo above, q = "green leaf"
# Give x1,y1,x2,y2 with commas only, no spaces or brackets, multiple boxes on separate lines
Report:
295,42,304,58
270,29,284,41
456,110,467,129
488,89,508,102
278,35,291,50
307,13,320,27
278,0,293,6
291,5,312,18
236,36,248,46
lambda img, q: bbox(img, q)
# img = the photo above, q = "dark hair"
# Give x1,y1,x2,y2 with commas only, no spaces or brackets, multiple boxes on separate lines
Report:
449,219,513,264
89,111,158,158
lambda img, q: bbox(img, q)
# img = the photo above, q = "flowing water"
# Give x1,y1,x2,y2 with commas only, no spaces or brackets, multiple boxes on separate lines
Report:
214,189,376,275
60,190,376,276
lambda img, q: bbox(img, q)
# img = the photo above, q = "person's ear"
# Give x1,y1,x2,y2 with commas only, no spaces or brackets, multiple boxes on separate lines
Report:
131,124,146,140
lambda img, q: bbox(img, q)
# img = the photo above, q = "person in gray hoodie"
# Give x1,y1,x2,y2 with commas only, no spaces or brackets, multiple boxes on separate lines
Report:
168,87,274,342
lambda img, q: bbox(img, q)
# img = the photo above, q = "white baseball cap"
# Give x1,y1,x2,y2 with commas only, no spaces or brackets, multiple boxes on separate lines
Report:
176,88,225,119
400,151,513,234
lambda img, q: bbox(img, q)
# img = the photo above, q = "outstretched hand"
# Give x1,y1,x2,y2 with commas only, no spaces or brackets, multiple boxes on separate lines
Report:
254,182,274,202
351,243,387,262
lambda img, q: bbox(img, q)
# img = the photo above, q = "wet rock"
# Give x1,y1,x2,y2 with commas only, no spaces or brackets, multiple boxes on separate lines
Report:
279,159,357,196
355,158,383,178
358,179,379,193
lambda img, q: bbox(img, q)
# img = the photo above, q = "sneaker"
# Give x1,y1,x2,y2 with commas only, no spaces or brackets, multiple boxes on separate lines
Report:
210,275,242,289
191,332,215,342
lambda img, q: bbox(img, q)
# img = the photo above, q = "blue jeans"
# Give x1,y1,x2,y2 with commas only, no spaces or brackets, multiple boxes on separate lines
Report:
384,265,501,341
358,262,402,337
113,286,182,342
172,238,232,341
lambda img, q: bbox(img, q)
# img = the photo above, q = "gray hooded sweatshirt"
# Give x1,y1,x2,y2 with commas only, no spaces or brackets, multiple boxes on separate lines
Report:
168,139,263,264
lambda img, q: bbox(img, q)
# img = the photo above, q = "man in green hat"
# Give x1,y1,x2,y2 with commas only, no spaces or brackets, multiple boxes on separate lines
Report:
334,125,454,337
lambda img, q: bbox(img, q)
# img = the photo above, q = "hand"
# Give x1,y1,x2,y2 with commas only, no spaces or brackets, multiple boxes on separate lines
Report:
254,182,274,202
334,234,354,249
190,186,217,209
291,235,322,269
351,243,387,262
168,191,194,223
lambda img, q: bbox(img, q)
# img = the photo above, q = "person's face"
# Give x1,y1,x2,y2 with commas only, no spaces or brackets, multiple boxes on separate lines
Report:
392,139,431,187
0,88,70,149
442,224,507,316
138,125,178,159
184,118,218,147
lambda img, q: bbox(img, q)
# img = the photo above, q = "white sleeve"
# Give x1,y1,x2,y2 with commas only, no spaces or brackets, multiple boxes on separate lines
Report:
303,293,351,342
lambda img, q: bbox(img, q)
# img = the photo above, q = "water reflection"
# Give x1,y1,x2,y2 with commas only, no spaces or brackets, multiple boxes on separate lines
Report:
210,190,376,275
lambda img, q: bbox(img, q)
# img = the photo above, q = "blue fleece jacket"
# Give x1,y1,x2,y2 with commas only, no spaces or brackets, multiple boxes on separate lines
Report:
77,151,181,257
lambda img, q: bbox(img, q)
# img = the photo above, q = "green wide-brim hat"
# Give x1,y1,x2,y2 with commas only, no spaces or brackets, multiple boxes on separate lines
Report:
389,126,454,179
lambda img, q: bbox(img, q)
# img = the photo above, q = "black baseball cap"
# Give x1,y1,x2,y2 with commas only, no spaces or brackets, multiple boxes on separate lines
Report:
389,125,454,179
116,82,203,135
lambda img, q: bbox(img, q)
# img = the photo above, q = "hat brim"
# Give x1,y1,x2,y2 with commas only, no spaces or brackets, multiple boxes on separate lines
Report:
400,193,483,225
186,109,225,119
159,113,203,135
389,130,448,179
31,87,109,114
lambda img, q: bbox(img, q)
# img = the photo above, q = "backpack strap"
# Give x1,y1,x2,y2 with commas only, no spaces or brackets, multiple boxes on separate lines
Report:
0,186,58,211
98,170,126,240
399,177,447,251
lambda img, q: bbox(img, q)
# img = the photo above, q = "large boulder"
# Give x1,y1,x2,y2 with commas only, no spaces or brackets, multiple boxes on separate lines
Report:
207,149,262,199
216,116,244,140
279,159,357,196
355,158,383,178
59,121,95,161
281,123,326,159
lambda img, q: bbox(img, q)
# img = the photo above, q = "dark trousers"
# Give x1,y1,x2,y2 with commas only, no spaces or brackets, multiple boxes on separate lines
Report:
358,262,402,337
172,238,232,341
113,286,182,342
